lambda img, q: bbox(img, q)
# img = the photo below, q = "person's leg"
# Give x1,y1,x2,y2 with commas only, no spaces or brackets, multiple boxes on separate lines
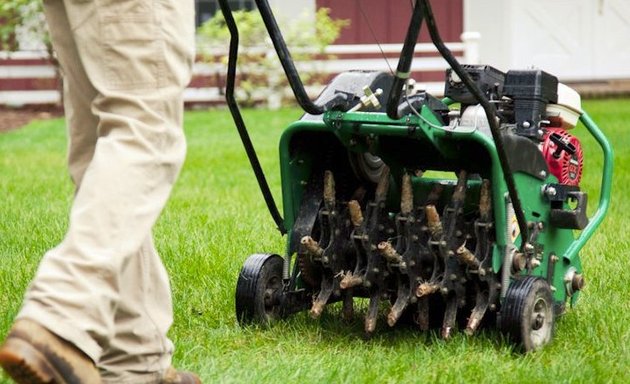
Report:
0,0,102,382
97,236,175,383
10,0,196,381
41,0,101,191
60,18,99,189
55,3,189,380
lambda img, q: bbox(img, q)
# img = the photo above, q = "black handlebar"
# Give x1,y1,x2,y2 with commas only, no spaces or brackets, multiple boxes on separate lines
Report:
254,0,351,115
219,0,531,249
419,0,530,247
386,0,424,120
218,0,287,234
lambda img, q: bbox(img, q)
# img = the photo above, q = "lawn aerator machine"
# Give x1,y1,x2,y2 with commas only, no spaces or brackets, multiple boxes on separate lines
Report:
220,0,613,351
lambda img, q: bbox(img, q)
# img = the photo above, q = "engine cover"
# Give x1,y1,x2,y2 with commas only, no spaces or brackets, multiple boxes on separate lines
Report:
540,128,583,185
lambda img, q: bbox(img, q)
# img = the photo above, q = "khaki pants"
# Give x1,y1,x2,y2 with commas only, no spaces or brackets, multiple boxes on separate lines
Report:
17,0,195,382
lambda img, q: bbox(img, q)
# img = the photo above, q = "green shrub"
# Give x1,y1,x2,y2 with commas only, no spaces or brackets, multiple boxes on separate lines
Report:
197,8,349,108
0,0,47,51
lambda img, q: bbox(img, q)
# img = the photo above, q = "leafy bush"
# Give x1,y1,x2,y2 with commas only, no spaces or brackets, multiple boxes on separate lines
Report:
197,8,349,108
0,0,47,51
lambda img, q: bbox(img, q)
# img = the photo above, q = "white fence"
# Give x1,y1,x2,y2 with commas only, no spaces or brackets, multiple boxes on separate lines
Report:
0,33,480,106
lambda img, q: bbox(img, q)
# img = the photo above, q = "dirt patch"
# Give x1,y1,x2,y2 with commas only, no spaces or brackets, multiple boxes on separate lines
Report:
0,106,63,133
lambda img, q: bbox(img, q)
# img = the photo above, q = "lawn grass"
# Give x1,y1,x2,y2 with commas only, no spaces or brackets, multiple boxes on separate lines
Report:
1,101,629,383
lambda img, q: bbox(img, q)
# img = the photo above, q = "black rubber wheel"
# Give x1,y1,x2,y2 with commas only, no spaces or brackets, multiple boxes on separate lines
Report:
499,276,555,352
235,253,284,325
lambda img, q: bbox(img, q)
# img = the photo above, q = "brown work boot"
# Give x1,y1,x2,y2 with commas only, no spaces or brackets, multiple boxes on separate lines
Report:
0,319,101,384
161,366,201,384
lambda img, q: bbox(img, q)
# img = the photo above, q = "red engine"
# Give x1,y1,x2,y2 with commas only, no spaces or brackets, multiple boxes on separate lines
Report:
540,128,583,186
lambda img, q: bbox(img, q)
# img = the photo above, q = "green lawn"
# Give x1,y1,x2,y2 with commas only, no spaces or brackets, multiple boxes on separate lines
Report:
1,101,629,383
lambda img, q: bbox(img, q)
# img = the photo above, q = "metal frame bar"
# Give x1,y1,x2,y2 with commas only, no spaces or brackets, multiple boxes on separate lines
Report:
563,112,614,260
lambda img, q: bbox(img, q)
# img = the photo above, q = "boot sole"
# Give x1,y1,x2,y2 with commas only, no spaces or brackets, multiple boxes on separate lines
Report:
0,337,59,384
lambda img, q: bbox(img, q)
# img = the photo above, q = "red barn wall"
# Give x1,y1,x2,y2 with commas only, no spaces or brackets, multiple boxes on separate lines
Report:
316,0,463,44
